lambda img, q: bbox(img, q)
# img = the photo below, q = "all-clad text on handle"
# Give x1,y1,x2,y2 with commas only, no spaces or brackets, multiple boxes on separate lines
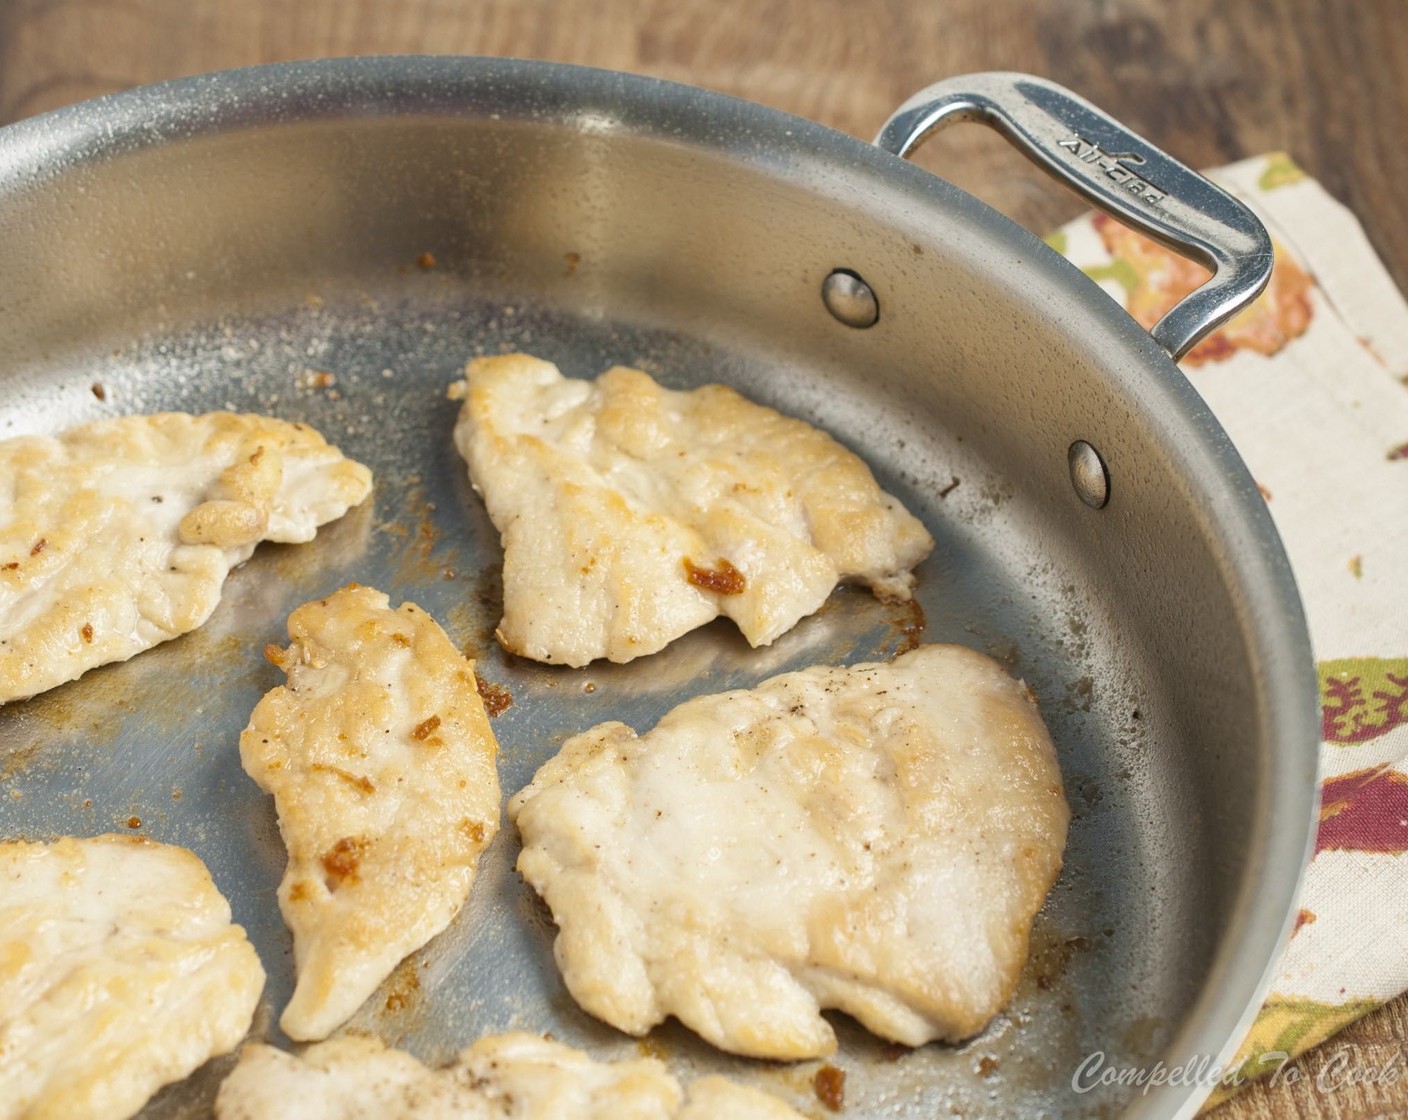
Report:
876,72,1273,361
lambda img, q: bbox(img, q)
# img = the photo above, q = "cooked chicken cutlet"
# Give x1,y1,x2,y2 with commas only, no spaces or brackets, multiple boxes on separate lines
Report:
0,411,372,705
450,354,933,666
214,1032,807,1120
0,835,264,1120
240,584,500,1041
509,644,1069,1059
676,1077,808,1120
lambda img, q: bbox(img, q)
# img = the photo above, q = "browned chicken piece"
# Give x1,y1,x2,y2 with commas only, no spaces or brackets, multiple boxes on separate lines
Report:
0,411,372,704
0,835,264,1120
240,584,500,1041
510,644,1069,1060
450,354,933,666
215,1033,807,1119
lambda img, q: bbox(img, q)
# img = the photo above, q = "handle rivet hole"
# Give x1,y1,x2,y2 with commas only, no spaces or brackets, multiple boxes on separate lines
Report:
1068,440,1110,509
822,269,880,329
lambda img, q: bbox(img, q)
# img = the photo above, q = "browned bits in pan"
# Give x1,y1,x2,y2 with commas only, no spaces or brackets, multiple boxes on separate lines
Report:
384,964,420,1012
813,1064,846,1110
475,672,513,717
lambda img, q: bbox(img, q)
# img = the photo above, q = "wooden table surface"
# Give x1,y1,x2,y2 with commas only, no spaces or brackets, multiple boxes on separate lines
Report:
1,2,1403,1117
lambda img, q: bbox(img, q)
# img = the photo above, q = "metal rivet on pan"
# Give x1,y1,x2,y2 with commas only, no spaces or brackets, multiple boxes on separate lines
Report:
822,269,880,328
1068,440,1110,509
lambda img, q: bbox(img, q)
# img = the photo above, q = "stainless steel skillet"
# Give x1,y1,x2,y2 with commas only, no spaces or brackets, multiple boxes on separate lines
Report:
0,58,1317,1119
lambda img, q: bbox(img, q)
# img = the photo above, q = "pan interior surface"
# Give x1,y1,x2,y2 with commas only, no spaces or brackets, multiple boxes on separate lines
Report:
0,59,1316,1119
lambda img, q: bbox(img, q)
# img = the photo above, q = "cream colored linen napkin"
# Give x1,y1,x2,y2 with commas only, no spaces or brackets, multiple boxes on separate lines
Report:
1051,153,1408,1106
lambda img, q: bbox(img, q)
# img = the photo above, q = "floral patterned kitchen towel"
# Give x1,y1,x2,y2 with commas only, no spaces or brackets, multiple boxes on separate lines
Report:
1052,153,1408,1108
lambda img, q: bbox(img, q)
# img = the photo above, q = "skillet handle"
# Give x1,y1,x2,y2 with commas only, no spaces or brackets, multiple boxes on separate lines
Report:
875,72,1272,362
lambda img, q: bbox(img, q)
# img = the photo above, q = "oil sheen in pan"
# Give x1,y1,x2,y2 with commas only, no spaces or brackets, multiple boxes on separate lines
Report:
0,288,1169,1119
